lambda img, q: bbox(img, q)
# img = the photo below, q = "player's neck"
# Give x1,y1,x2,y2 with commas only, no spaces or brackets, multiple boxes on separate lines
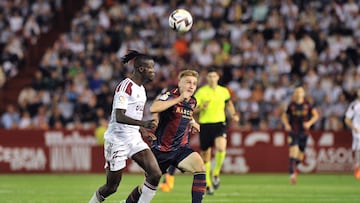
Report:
295,98,304,104
209,84,217,89
131,74,143,86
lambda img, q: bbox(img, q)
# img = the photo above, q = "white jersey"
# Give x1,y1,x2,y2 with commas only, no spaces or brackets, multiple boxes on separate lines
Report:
345,100,360,130
104,78,147,143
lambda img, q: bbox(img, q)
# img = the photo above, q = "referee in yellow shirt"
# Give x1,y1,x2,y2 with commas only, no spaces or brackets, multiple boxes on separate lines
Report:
194,67,239,195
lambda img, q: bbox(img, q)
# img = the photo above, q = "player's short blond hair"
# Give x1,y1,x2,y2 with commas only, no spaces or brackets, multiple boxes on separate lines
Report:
178,69,199,79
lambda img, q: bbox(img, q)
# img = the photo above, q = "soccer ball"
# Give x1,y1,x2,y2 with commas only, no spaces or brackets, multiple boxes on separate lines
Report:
168,9,193,33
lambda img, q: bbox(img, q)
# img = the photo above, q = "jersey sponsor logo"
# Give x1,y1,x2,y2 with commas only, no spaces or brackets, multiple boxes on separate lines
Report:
136,105,144,111
175,106,192,119
119,95,125,103
291,110,308,116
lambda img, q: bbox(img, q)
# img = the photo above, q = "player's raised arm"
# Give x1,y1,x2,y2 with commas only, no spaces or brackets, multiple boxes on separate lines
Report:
150,95,184,113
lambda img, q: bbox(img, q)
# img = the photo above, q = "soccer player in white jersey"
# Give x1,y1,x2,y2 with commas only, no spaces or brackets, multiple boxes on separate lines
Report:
345,87,360,179
89,50,161,203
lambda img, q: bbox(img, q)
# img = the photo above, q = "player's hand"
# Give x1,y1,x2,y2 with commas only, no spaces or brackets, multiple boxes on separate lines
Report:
190,121,200,132
139,127,157,142
144,132,157,142
303,121,311,130
202,101,210,110
353,126,359,133
142,119,157,129
231,113,240,122
284,124,291,132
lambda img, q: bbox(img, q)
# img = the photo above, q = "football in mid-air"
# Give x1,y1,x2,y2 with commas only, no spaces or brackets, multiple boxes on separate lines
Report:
168,9,193,33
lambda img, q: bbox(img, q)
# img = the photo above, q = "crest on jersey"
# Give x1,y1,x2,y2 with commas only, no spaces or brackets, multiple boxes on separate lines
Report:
119,95,125,103
159,92,170,101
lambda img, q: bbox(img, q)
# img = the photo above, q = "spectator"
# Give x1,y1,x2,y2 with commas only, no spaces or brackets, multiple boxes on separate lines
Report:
18,111,33,129
1,104,20,129
8,10,24,34
0,66,5,87
23,14,40,45
32,105,49,130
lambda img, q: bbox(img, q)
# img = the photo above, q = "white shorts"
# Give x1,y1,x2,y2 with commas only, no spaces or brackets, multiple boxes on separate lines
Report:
352,133,360,151
104,133,149,171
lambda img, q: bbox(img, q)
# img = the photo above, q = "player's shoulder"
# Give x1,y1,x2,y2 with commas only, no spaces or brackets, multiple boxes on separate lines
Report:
303,99,313,106
194,85,208,96
349,100,360,109
219,85,230,93
115,78,135,95
190,95,197,104
197,85,208,91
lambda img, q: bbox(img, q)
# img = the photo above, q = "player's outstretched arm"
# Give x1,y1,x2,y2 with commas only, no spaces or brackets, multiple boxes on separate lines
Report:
150,96,184,113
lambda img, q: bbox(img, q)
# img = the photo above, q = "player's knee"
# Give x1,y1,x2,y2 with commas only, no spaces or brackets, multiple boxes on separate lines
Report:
194,163,205,172
147,168,162,184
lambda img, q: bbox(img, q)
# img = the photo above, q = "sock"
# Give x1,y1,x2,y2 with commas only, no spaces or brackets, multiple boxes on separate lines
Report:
356,150,360,168
213,151,226,177
192,172,206,203
89,190,105,203
205,162,212,187
138,181,157,203
125,185,141,203
289,158,297,174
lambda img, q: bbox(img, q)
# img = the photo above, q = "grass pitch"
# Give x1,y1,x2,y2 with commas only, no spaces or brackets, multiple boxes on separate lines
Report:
0,173,359,203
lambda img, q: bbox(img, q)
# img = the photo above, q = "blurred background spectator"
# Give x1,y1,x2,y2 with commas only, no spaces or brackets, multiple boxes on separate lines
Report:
1,0,360,131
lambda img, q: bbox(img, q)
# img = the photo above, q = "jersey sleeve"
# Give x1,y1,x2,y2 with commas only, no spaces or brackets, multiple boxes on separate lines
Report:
113,81,132,110
113,91,129,110
345,103,355,119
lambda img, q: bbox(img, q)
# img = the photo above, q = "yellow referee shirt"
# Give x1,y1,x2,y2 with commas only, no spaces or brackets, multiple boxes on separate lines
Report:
194,85,231,124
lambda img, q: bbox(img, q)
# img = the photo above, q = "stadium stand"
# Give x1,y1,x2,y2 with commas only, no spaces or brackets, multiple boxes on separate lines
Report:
1,0,360,131
0,0,84,114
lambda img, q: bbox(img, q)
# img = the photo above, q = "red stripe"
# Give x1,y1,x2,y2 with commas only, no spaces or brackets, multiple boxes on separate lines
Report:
192,186,206,193
193,179,206,184
125,82,133,95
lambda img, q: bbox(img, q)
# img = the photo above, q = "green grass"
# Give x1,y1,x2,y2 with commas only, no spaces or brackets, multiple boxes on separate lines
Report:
0,173,359,203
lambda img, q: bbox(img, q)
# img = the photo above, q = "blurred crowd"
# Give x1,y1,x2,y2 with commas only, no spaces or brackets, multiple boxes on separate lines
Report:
0,0,63,88
1,0,360,132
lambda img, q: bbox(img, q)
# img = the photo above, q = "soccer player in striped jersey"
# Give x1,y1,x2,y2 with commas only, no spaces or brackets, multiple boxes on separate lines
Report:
281,85,319,184
124,69,206,203
345,87,360,179
89,50,161,203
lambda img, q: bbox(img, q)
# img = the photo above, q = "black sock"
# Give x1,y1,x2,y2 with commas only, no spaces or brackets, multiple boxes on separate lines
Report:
192,172,206,203
125,185,141,203
289,158,297,174
167,165,176,175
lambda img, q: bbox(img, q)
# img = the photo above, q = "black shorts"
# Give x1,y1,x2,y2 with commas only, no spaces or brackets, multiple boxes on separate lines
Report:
199,122,227,151
151,147,194,174
288,132,309,152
